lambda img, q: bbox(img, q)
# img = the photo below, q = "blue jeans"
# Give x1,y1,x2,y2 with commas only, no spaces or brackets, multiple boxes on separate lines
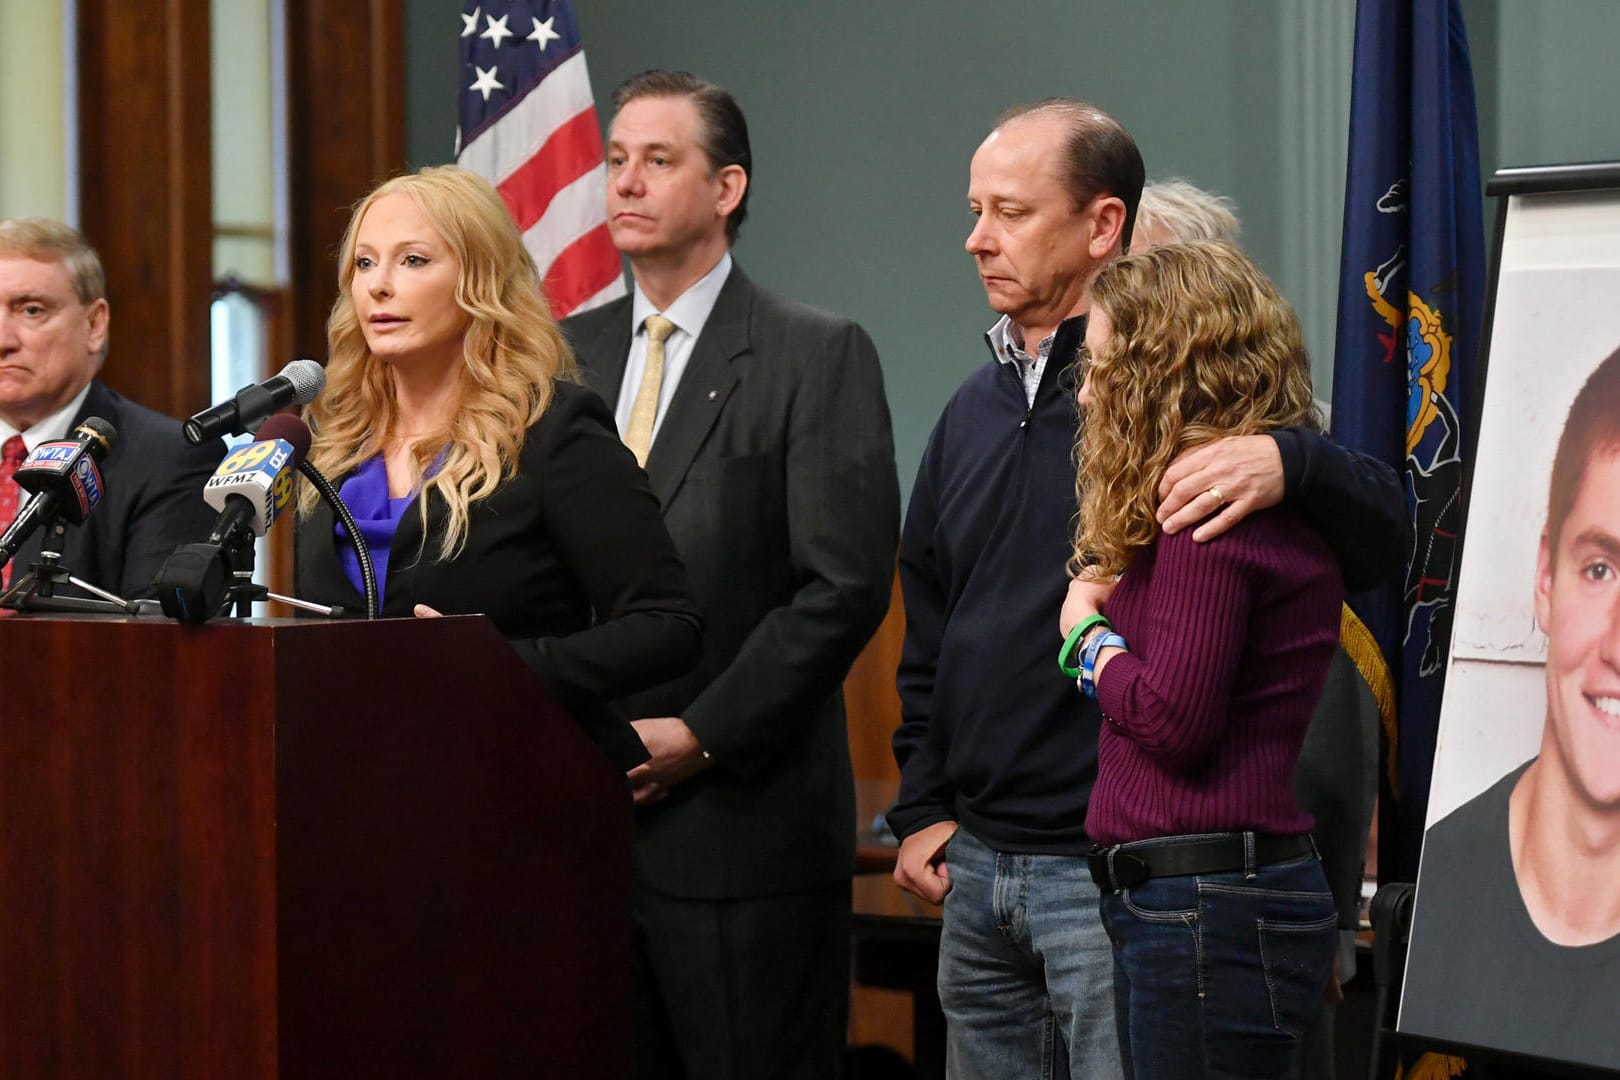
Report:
1098,841,1337,1080
937,828,1121,1080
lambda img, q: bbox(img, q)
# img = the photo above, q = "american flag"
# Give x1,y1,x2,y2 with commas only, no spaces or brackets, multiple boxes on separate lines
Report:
457,0,626,318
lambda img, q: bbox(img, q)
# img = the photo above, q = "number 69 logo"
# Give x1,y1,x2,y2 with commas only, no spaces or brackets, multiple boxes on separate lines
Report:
272,468,295,510
219,441,278,474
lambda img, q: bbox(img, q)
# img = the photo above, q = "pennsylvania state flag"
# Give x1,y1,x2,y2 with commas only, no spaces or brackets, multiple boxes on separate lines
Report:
1329,0,1486,900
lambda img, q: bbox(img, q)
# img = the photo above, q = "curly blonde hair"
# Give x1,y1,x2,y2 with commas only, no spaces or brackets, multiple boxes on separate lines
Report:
300,165,581,559
1072,240,1320,576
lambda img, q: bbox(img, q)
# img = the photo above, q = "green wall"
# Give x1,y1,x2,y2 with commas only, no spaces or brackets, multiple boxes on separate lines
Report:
406,1,1620,498
1491,1,1620,169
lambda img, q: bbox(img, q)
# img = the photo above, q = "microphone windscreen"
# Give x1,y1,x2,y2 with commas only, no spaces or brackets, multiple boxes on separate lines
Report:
74,415,119,458
278,359,327,404
256,413,313,468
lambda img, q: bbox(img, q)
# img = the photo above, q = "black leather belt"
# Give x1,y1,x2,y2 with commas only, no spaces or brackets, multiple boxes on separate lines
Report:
1087,832,1316,892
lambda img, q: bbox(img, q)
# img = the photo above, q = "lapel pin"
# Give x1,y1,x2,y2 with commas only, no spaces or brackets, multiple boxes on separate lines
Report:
708,390,718,400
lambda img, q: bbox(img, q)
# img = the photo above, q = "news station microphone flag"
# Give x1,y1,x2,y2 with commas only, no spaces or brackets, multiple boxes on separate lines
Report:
1330,0,1487,894
157,414,310,623
0,418,116,581
456,0,626,318
200,416,308,550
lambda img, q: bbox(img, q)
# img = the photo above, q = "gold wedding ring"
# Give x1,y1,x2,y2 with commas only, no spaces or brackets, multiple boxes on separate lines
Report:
1207,485,1225,506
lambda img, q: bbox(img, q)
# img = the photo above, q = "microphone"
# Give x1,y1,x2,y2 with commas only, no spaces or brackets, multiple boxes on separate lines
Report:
200,412,313,550
0,417,118,570
182,358,326,445
157,414,312,623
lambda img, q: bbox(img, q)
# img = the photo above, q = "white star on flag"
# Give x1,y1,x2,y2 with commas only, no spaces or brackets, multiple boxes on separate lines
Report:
529,16,562,50
469,64,504,101
481,13,514,48
461,7,480,37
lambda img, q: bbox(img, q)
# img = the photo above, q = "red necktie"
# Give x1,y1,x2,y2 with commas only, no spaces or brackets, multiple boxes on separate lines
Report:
1,435,28,589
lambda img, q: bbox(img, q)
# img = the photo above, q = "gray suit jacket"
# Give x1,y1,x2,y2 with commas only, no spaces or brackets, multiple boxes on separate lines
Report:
563,265,899,899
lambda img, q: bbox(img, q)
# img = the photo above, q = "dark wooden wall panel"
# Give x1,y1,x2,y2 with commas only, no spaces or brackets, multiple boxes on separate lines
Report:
845,569,904,785
284,0,406,363
76,0,214,420
73,0,404,416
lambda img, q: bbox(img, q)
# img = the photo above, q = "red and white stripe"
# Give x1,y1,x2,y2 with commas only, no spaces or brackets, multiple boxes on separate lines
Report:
458,51,625,318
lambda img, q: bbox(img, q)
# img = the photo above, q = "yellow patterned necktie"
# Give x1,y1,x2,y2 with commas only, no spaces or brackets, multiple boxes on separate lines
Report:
623,314,676,467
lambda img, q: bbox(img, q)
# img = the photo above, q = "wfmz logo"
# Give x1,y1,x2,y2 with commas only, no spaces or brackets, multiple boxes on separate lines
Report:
205,438,297,524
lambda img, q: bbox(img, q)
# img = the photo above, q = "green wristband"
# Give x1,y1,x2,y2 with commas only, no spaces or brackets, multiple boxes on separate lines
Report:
1060,614,1111,678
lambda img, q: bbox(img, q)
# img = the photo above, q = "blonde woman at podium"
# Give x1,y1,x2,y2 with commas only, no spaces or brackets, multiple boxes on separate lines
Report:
295,165,702,764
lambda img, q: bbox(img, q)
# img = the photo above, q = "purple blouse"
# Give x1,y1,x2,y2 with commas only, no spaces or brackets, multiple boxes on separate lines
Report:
334,455,414,611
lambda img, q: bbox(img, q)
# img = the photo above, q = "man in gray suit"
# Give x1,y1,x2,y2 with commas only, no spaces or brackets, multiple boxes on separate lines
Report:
562,70,900,1080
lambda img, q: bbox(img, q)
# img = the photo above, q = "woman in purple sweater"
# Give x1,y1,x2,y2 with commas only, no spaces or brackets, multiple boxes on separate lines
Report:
1059,240,1343,1079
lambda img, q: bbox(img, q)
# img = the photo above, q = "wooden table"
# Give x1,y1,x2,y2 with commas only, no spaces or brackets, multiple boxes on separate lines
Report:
855,777,903,872
850,781,945,1079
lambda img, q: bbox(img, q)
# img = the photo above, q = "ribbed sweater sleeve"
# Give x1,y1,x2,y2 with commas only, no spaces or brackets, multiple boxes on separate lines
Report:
1087,510,1342,844
1093,528,1255,771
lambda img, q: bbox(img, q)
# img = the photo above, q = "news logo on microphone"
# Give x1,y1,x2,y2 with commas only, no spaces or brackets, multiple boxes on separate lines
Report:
17,440,105,522
204,437,296,534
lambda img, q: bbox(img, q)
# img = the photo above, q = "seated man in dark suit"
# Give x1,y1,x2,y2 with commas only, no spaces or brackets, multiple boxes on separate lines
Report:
0,216,221,600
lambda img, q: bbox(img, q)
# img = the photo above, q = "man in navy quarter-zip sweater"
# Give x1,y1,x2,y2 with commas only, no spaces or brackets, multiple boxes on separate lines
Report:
888,100,1406,1079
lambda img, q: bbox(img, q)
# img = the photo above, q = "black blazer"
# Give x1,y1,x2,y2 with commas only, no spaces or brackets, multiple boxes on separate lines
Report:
294,381,703,761
8,379,222,600
564,266,900,899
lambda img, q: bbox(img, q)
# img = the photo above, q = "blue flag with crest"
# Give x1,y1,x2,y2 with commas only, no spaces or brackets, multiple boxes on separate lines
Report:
1330,0,1487,887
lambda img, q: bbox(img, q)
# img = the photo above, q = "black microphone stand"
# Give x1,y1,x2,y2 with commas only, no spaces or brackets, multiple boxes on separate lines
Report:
158,535,347,623
219,557,348,618
0,519,150,615
222,525,263,619
212,529,345,618
153,463,375,623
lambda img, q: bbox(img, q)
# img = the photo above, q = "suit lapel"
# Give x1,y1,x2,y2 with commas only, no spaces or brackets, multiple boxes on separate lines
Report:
385,488,438,615
75,379,114,430
576,298,635,405
643,270,749,508
298,495,365,612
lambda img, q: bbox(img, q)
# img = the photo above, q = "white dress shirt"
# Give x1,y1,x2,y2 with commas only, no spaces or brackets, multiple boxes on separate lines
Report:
614,252,734,445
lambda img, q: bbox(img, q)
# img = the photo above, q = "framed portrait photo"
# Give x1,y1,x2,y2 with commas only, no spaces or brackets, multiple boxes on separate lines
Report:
1399,163,1620,1073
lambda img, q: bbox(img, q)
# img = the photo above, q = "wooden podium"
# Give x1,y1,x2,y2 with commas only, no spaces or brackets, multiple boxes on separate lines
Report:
0,614,631,1079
